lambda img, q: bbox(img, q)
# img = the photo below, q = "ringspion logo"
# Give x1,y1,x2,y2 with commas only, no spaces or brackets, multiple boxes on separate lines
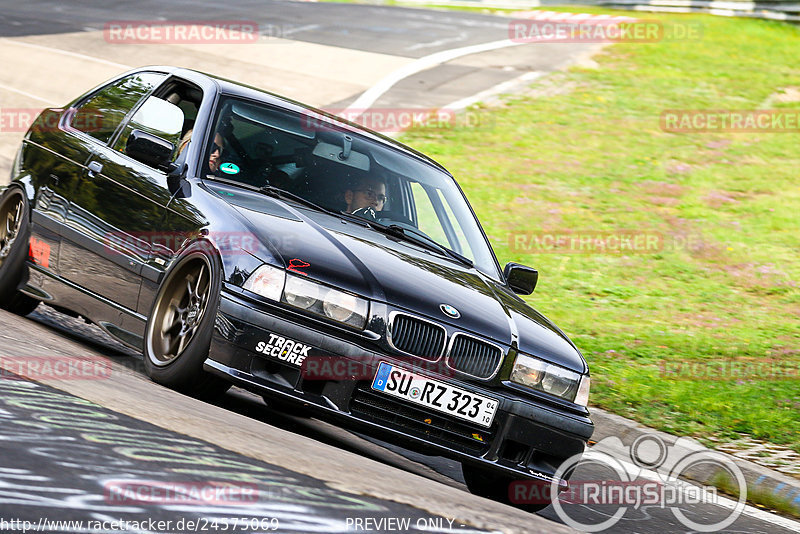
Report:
515,435,746,532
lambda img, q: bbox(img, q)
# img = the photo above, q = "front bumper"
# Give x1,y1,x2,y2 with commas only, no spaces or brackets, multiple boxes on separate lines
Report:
206,289,594,488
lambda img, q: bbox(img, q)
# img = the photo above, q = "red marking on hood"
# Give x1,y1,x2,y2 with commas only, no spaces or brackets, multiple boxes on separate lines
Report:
287,258,310,275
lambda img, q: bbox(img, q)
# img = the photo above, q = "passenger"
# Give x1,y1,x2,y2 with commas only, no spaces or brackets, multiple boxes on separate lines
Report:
177,129,226,178
177,129,193,156
208,131,226,175
344,176,387,220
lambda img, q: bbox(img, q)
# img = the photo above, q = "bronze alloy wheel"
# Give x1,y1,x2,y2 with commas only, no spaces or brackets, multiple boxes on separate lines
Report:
147,256,212,366
143,246,231,399
0,191,23,270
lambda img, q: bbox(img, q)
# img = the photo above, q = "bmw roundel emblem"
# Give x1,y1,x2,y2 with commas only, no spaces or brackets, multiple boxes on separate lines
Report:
440,304,461,319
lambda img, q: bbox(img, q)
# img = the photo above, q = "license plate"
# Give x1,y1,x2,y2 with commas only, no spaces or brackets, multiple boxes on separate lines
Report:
371,362,498,428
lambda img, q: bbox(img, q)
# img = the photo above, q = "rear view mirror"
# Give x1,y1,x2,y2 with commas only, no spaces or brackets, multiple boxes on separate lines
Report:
504,262,538,295
125,129,175,171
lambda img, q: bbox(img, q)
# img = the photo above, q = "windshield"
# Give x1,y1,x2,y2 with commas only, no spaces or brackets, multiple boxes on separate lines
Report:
203,96,500,277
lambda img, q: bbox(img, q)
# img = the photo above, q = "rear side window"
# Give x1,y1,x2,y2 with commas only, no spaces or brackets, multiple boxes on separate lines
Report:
70,72,166,143
112,79,203,164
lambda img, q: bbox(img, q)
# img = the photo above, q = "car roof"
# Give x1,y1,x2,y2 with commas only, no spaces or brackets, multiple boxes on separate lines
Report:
140,65,450,176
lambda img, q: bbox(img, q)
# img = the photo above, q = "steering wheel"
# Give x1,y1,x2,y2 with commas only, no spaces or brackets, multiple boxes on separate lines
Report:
377,211,414,227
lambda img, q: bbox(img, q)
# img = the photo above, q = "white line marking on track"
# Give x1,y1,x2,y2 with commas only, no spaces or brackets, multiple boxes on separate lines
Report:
583,450,800,532
345,38,527,114
0,38,132,70
406,32,469,52
0,82,54,104
443,70,543,111
281,24,321,37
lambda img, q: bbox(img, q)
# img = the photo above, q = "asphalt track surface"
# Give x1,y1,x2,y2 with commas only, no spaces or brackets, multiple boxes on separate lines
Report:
1,1,799,533
0,373,489,534
0,0,598,181
0,0,596,109
2,306,798,533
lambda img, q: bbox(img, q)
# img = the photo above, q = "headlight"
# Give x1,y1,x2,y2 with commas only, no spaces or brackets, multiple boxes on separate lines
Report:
574,375,591,407
284,274,320,310
323,289,359,322
242,264,285,301
243,267,369,329
510,353,589,405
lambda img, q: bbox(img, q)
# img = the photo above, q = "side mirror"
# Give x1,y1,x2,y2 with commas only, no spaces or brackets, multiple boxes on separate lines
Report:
504,262,538,295
125,129,174,171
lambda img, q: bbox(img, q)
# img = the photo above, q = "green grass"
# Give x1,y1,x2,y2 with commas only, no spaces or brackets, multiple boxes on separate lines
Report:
399,13,800,453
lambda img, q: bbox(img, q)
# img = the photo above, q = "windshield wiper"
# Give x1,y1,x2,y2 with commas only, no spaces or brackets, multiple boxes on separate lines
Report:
206,177,350,219
256,185,344,217
370,222,473,268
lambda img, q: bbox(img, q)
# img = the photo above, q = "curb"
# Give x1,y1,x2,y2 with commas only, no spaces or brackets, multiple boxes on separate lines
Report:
590,405,800,515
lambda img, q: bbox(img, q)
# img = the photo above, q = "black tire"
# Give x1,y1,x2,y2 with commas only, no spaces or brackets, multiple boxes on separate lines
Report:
5,292,39,316
143,243,231,400
0,187,39,316
461,463,551,513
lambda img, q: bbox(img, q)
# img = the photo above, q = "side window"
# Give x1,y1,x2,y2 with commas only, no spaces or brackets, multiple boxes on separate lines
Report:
410,182,471,257
435,188,471,257
112,96,185,162
410,182,449,245
70,72,166,143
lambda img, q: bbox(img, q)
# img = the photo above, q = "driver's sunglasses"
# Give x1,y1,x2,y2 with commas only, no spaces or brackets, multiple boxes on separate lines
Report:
356,189,387,203
211,142,224,154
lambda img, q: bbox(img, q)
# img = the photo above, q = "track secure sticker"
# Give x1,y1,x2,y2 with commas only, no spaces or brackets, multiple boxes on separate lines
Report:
220,162,240,175
255,334,311,366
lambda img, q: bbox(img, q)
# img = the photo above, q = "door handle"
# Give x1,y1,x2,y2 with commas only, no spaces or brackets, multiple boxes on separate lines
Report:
86,161,103,178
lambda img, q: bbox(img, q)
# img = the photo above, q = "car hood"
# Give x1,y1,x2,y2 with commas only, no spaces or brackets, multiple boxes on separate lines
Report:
223,192,586,373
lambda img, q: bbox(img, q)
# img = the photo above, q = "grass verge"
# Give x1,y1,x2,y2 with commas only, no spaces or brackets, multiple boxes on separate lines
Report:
398,12,800,453
711,471,800,518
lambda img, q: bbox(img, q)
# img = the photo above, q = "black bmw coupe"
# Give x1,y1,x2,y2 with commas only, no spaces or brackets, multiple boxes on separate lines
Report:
0,66,593,510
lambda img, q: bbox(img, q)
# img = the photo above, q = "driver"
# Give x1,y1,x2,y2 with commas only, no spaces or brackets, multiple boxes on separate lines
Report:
344,176,386,219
